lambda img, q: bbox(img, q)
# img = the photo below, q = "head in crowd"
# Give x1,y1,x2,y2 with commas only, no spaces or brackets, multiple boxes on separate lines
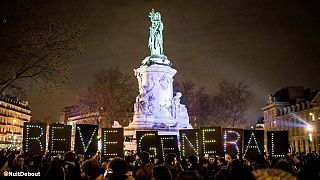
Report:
164,153,177,165
230,159,242,170
44,156,65,180
81,158,100,179
199,158,209,168
217,157,226,165
0,155,9,176
64,151,76,162
12,154,25,170
125,155,135,171
152,165,172,180
188,154,198,164
254,168,295,180
140,151,151,165
277,160,294,175
175,170,201,180
255,154,268,169
209,156,216,165
225,154,232,165
108,157,128,176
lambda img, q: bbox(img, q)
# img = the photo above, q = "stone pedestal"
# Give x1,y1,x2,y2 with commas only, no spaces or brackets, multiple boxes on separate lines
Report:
127,55,192,131
128,63,177,128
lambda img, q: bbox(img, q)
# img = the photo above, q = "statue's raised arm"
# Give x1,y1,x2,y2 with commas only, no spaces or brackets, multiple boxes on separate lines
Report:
148,9,164,56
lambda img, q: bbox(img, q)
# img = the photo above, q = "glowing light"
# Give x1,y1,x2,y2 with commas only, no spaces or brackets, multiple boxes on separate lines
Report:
244,132,261,156
181,132,199,157
138,133,157,158
25,124,45,153
160,137,175,160
269,132,286,157
76,126,97,153
223,130,240,154
50,126,67,152
202,129,216,154
103,129,119,156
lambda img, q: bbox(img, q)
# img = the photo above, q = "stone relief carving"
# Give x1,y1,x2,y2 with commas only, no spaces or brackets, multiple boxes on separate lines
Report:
134,78,155,116
159,75,169,90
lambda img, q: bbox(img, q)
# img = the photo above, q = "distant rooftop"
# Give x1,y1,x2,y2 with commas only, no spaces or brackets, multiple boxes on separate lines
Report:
272,86,319,104
0,93,30,110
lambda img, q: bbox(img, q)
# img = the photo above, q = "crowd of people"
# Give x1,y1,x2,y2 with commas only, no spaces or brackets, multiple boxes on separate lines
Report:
1,148,320,180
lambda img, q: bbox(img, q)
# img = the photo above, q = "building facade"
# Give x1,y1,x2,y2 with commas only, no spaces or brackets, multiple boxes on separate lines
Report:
262,86,320,154
0,95,31,149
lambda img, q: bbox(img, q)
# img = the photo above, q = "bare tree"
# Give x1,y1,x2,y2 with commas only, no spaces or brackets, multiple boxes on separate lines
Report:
0,0,84,94
175,79,252,128
212,81,252,127
76,67,137,127
174,80,212,127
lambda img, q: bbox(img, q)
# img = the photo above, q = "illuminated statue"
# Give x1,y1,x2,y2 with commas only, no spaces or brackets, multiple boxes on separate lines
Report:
148,9,164,56
127,10,190,130
135,80,155,116
171,92,188,119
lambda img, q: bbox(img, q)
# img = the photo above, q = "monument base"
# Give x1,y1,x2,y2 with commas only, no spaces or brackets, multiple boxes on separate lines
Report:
141,55,171,67
123,123,192,151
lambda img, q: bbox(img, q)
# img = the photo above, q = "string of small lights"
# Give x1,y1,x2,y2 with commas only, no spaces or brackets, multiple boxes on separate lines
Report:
103,129,118,156
223,130,240,154
181,132,199,157
138,133,157,157
76,126,97,153
160,137,175,160
25,124,44,153
50,126,66,153
244,132,261,156
202,128,217,154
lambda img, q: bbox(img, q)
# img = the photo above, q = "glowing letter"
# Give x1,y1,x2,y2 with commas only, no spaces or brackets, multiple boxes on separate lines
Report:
25,124,45,153
224,130,240,154
138,133,157,158
76,126,97,153
202,129,216,154
50,126,66,153
103,129,119,156
160,137,175,160
181,132,199,157
244,132,261,156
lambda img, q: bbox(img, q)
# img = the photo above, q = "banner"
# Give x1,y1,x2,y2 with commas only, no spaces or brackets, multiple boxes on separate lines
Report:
157,135,179,161
267,131,288,157
179,129,200,159
48,124,72,154
243,130,264,158
23,123,47,155
200,127,222,155
222,128,243,155
101,128,124,158
136,131,158,158
74,124,98,155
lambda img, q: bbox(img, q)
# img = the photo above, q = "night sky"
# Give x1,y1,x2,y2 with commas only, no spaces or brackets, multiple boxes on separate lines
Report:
28,0,320,124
